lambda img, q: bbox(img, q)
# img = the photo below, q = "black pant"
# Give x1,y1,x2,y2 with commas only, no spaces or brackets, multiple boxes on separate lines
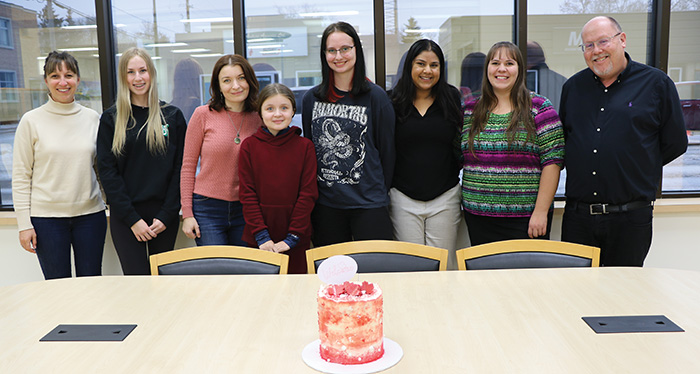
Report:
463,211,553,246
110,200,179,275
561,203,653,267
32,211,107,280
311,204,393,246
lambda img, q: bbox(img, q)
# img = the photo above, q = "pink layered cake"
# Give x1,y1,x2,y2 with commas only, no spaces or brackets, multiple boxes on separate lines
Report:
317,281,384,364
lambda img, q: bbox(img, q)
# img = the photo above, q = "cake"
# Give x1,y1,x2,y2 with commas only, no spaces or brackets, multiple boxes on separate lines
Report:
317,281,384,364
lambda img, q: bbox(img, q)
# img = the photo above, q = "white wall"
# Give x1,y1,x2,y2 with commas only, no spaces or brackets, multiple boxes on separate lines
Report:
0,218,197,287
1,205,699,287
644,210,700,271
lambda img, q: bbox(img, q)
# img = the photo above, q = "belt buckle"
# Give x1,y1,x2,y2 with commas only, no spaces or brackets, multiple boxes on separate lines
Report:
589,203,608,215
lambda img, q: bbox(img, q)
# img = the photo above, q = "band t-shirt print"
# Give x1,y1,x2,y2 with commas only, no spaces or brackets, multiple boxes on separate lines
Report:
310,101,368,187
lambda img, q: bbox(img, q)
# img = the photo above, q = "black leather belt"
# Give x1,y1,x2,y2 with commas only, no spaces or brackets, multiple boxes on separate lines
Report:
568,200,653,215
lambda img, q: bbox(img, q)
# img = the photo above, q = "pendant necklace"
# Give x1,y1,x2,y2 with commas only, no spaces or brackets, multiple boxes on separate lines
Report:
226,111,243,144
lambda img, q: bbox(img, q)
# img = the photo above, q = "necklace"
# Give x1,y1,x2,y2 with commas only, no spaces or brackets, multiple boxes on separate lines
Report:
226,111,243,144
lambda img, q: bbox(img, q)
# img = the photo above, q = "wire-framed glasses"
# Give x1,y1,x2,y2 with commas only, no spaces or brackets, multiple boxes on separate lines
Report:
325,45,355,56
580,32,622,53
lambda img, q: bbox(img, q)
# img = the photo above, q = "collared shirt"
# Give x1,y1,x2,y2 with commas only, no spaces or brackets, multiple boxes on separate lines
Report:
560,53,687,204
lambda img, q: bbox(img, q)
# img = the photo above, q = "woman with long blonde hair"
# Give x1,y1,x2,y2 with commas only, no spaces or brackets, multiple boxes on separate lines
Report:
97,47,187,275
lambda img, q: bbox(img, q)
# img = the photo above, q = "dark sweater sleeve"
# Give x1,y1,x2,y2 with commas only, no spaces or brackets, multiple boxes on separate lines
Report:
155,106,187,225
96,110,141,226
238,139,268,237
372,88,396,190
287,139,318,237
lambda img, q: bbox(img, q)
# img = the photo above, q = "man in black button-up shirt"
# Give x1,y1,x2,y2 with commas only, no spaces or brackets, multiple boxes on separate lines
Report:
560,16,688,266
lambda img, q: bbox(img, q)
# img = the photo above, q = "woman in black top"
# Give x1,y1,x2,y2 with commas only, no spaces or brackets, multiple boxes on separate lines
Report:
389,39,463,256
97,48,186,275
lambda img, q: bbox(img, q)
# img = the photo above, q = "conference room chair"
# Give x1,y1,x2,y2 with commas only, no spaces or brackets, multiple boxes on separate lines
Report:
456,239,601,270
150,245,289,275
306,240,448,274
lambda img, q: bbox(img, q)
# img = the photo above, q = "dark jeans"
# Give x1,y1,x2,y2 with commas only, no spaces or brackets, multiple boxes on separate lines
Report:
31,210,107,280
463,210,554,246
561,203,653,267
192,193,246,246
110,200,179,275
311,204,393,246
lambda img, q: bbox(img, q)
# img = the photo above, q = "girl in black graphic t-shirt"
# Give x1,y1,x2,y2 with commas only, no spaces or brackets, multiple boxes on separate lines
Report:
301,21,395,246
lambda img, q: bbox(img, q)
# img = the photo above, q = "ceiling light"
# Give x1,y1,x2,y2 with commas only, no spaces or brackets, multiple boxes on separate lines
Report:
145,42,188,48
299,11,359,17
191,53,224,58
248,44,282,49
172,48,210,53
58,47,99,52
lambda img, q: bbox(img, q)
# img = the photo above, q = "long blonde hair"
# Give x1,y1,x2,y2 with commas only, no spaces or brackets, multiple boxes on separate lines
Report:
112,47,167,156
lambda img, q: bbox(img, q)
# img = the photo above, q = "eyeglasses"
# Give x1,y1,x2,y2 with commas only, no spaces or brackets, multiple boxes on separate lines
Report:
580,32,622,53
325,45,355,56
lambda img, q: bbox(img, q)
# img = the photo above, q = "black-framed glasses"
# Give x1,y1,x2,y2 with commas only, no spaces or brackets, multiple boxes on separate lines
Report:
325,45,354,56
580,32,622,53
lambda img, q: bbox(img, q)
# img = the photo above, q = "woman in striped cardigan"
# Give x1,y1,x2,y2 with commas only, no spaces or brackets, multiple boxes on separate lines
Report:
461,41,565,246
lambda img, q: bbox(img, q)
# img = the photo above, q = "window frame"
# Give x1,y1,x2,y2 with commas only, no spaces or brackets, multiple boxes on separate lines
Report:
0,17,13,49
0,70,18,102
0,0,695,211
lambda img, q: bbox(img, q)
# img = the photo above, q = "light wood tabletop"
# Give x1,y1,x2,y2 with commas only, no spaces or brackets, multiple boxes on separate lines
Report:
1,267,699,373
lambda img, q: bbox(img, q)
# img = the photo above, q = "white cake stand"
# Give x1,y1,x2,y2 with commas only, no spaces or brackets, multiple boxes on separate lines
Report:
302,337,403,373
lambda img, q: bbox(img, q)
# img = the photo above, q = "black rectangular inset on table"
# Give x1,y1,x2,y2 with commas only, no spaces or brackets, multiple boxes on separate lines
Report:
40,324,137,342
582,315,684,334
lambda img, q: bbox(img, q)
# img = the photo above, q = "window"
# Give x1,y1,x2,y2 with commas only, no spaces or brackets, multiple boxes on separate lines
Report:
0,70,18,102
664,0,700,193
0,17,12,48
111,0,234,122
527,2,654,196
296,70,322,87
0,0,102,207
388,1,513,93
244,1,376,129
0,0,695,209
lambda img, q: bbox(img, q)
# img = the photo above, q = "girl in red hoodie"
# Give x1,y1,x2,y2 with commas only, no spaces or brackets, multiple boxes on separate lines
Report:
238,84,318,273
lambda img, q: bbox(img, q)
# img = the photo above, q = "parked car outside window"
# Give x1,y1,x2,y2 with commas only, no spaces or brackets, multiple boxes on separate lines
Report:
676,81,700,134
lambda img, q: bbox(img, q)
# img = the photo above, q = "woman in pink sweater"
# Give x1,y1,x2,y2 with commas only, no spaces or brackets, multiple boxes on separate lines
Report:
180,55,263,246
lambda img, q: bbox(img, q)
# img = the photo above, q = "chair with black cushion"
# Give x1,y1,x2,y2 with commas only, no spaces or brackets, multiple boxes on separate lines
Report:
150,245,289,275
306,240,448,274
455,239,600,270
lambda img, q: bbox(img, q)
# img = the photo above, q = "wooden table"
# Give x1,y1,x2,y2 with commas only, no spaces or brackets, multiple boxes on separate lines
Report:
1,268,699,373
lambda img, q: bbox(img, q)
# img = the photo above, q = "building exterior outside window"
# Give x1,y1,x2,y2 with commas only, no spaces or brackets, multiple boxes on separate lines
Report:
0,70,17,101
0,17,12,48
0,0,698,208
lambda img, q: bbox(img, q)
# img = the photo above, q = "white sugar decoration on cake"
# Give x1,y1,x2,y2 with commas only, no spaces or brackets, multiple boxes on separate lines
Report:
317,281,384,364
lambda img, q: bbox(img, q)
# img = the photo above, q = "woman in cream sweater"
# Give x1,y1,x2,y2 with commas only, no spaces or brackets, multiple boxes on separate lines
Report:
12,51,107,280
